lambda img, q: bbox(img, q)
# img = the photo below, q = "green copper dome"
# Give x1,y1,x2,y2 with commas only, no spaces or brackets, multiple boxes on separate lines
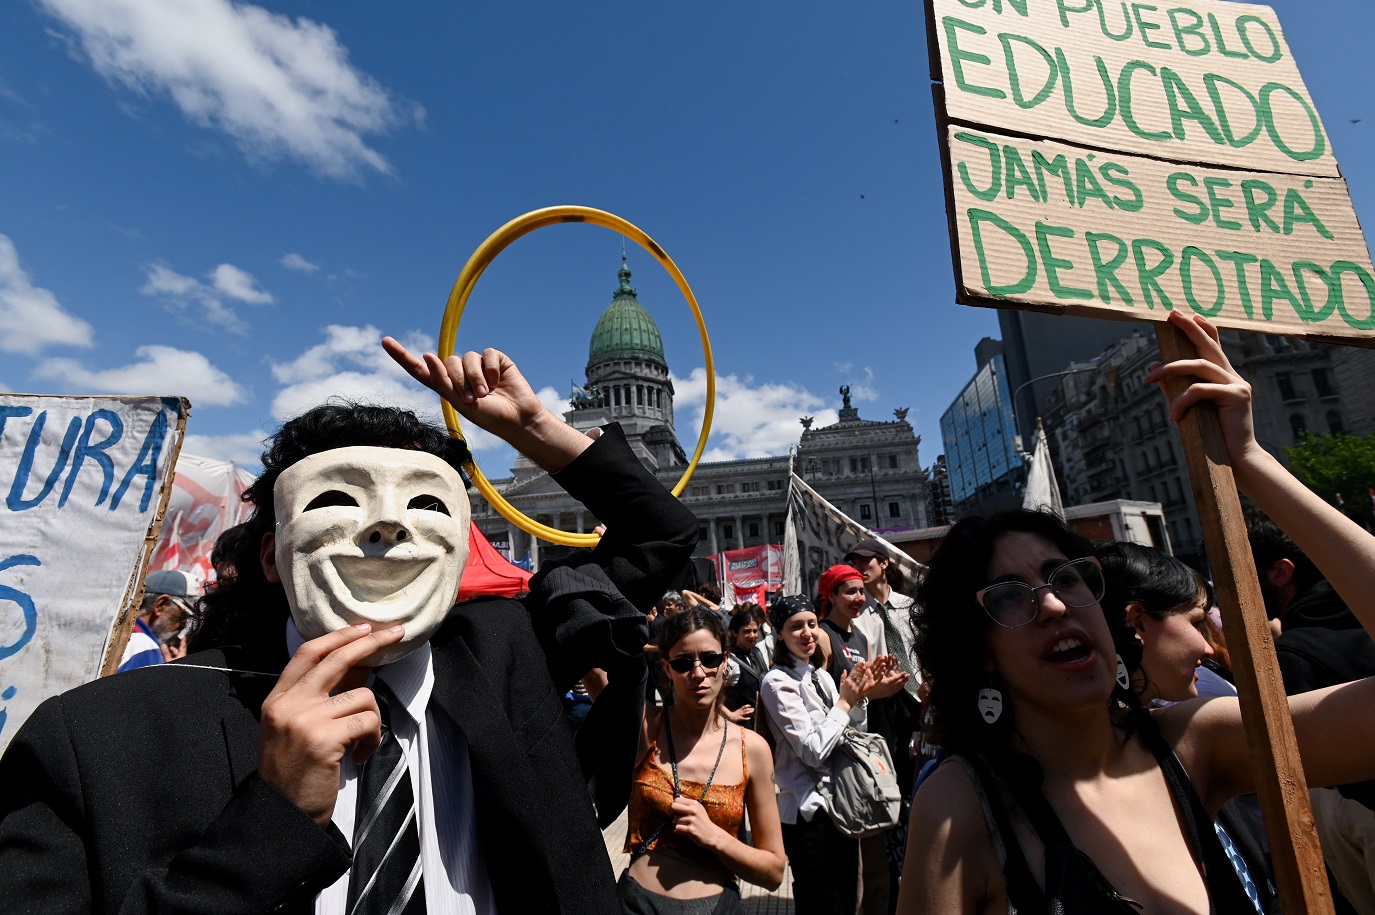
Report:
588,257,665,365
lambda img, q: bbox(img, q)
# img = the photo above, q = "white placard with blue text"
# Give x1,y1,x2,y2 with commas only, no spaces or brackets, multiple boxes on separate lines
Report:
0,395,186,754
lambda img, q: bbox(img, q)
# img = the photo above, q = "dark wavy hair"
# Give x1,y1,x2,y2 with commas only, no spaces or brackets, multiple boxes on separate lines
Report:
190,402,471,653
728,603,765,634
1096,541,1211,624
911,510,1144,780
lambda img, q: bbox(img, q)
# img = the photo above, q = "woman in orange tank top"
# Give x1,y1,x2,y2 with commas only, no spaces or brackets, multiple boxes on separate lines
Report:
620,607,786,914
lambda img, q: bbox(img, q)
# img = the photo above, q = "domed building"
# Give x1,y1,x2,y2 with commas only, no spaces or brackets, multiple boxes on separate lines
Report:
570,256,687,471
469,257,930,572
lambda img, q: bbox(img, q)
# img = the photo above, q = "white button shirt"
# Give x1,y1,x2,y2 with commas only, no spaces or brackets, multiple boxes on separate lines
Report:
759,655,867,825
286,621,495,915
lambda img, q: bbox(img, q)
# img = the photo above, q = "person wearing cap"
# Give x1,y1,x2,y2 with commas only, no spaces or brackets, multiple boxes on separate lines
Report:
116,569,198,673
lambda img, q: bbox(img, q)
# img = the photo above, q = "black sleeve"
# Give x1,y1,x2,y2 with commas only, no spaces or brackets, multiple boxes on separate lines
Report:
0,696,352,914
525,424,698,692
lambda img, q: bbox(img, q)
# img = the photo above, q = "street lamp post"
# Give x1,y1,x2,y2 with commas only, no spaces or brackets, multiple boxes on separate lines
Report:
1011,368,1099,441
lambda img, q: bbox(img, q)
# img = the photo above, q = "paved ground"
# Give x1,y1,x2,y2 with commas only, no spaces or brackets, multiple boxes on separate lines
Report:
603,808,795,914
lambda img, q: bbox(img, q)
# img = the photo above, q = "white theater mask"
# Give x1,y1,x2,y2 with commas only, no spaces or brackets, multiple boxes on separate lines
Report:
270,446,470,665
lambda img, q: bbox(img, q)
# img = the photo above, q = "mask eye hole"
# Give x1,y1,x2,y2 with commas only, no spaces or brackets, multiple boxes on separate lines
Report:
408,495,450,515
304,490,358,511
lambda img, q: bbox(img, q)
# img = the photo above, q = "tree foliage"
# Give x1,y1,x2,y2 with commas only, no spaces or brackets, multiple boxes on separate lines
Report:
1286,432,1375,526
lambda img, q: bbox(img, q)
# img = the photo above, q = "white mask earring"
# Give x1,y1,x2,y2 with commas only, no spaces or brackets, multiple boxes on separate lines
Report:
977,686,1003,725
1116,654,1131,691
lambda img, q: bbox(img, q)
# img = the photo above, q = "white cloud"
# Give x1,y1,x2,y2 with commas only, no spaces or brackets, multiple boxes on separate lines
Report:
0,235,95,354
672,367,838,461
280,252,320,273
141,260,272,332
183,429,267,467
34,344,247,406
40,0,421,179
209,263,272,303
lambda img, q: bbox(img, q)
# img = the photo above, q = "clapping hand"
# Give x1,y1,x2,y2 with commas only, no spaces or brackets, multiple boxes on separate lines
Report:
866,654,911,699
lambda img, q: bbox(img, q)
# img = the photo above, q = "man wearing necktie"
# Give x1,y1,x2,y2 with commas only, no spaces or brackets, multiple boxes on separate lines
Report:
0,341,698,914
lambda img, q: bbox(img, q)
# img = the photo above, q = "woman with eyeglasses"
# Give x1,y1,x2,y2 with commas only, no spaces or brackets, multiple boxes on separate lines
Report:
760,594,904,915
897,311,1375,914
619,607,786,914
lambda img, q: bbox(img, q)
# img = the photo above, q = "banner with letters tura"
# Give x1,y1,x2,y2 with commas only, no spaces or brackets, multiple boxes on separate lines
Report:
0,395,187,754
929,0,1375,344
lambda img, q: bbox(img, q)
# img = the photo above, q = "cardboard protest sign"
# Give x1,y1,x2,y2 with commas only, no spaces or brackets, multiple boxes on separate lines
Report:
928,1,1358,907
930,0,1375,345
931,0,1335,176
0,395,186,754
946,124,1375,338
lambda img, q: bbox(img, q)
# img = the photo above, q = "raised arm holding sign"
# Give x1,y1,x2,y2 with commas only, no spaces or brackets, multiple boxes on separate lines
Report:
898,311,1375,914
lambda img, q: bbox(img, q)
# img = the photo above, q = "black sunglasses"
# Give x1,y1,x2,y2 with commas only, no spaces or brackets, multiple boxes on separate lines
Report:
667,652,726,673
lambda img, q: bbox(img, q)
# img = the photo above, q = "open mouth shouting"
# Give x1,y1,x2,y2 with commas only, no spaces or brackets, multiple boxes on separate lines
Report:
1044,631,1096,670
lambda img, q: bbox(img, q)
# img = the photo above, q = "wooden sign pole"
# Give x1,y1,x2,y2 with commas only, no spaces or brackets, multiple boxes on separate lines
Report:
1154,323,1331,914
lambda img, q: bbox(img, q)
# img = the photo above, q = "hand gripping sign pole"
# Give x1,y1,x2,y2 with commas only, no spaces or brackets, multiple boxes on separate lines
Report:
923,0,1375,907
438,206,715,548
1155,320,1329,912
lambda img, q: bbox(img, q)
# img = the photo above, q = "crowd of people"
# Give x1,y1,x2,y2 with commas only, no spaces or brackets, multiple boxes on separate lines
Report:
4,312,1375,915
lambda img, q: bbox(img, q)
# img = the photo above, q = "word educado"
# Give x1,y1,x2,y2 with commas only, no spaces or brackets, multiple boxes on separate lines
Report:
941,14,1325,165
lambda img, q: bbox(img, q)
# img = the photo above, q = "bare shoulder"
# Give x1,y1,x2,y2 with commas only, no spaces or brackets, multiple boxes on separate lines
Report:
1152,698,1250,810
638,705,664,761
904,759,1001,911
741,726,774,771
911,759,992,843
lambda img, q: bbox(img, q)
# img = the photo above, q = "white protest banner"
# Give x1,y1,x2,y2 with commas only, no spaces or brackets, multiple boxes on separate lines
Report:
782,472,924,600
148,452,257,589
930,0,1375,345
931,0,1335,176
0,395,186,753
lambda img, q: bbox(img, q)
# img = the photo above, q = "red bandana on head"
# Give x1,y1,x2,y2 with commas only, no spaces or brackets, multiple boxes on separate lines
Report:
818,564,864,607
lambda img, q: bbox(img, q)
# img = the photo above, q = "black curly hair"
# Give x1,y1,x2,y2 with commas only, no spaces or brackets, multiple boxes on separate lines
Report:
911,510,1144,780
1096,541,1211,624
190,401,471,653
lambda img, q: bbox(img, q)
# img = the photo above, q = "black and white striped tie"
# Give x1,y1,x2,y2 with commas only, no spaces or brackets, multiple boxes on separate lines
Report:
347,681,425,915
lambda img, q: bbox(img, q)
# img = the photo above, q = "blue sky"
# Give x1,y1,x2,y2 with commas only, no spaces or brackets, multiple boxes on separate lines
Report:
1,0,1372,476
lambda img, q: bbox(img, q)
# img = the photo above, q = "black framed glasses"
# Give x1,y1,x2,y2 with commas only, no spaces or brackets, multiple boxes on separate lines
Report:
667,652,726,673
975,557,1105,628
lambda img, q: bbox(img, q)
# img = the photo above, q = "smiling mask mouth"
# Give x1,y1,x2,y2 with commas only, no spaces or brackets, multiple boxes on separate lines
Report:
332,555,432,603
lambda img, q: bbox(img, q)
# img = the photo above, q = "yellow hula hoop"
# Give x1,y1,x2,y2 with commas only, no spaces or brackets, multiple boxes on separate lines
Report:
439,206,716,548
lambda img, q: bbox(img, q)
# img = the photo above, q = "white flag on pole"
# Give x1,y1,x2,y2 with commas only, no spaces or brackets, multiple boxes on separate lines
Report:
1022,419,1064,518
782,472,924,599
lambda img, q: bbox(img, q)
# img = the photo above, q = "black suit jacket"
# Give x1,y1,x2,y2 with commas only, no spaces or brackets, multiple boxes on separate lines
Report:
0,425,698,914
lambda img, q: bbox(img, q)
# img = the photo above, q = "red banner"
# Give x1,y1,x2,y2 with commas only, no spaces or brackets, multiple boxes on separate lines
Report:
709,544,783,606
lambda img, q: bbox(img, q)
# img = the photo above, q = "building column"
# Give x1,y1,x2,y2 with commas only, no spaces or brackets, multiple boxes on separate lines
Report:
734,513,745,549
529,521,541,571
576,510,585,534
708,517,719,559
506,524,518,561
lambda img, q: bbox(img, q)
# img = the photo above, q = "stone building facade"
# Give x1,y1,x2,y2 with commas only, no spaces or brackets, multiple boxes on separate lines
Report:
468,258,930,569
1040,327,1355,557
